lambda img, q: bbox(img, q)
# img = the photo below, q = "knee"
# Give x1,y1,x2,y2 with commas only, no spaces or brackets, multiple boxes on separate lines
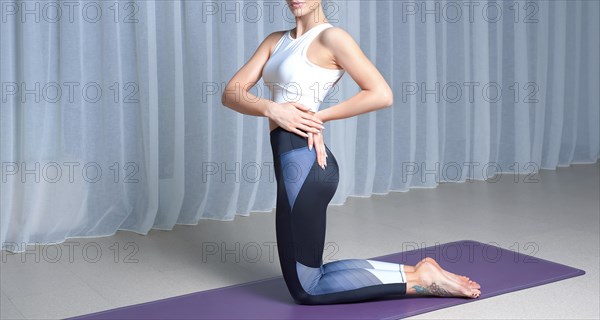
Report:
291,291,321,305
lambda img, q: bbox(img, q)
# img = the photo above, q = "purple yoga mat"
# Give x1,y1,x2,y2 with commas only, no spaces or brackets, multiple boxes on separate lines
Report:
68,240,585,320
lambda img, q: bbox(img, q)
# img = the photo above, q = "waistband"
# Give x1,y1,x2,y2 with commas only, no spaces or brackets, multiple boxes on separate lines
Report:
270,126,309,157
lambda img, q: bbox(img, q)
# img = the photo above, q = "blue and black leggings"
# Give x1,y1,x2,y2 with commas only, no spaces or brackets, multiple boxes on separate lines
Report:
270,126,408,305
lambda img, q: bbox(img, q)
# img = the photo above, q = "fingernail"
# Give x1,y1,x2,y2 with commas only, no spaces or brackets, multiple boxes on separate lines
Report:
309,145,312,150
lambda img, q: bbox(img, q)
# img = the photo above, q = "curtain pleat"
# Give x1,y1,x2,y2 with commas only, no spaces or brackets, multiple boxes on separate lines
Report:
1,0,598,252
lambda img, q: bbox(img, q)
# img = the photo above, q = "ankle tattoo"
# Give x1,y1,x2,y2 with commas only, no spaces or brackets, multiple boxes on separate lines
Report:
411,282,453,296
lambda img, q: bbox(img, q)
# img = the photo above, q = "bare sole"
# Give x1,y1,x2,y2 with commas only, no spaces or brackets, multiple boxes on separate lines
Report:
417,257,481,289
412,261,481,298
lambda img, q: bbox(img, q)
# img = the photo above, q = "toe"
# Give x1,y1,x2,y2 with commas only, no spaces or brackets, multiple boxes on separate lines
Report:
470,280,481,289
469,288,480,298
461,287,474,297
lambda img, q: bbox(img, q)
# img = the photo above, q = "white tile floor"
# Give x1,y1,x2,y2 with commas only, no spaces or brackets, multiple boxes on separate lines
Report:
1,162,598,319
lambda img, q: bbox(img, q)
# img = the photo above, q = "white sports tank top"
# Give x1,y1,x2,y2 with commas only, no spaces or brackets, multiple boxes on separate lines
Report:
262,23,345,113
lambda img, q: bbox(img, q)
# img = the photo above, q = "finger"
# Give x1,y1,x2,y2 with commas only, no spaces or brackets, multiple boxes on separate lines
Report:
317,149,323,169
296,111,323,126
307,133,313,150
319,149,326,169
291,102,307,110
291,102,309,111
315,143,321,166
297,111,325,125
298,123,321,134
317,142,325,168
312,118,325,129
318,142,326,166
313,116,324,125
299,117,324,130
304,112,324,125
295,108,323,125
292,128,308,138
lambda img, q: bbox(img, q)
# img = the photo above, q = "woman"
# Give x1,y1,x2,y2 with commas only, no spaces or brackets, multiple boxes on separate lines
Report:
222,0,481,305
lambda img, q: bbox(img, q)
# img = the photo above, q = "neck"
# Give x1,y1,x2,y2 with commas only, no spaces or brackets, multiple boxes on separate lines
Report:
293,7,328,37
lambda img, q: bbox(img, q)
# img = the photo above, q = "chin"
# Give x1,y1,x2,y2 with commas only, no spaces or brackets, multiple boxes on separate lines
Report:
287,1,319,17
289,10,311,18
288,8,312,18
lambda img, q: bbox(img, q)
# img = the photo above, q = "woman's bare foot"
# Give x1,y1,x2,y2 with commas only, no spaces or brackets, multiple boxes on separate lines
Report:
416,257,481,289
410,261,480,298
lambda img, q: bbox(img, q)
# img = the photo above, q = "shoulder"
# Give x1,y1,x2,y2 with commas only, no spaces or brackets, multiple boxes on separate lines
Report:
259,30,288,54
320,26,357,47
266,30,288,41
263,30,288,46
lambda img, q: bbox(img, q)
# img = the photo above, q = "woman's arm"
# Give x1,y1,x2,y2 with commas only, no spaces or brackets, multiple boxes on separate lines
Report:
221,31,324,136
221,32,282,117
315,27,394,123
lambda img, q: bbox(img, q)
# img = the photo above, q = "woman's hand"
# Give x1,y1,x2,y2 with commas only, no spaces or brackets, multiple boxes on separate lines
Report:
267,102,324,138
307,131,328,170
308,110,327,170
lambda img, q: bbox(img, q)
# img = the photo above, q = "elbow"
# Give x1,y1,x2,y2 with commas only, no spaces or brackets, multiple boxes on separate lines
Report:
221,95,227,108
221,87,231,108
380,88,394,108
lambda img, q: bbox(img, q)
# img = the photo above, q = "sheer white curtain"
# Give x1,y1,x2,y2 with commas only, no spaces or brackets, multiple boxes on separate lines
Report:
2,0,598,252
